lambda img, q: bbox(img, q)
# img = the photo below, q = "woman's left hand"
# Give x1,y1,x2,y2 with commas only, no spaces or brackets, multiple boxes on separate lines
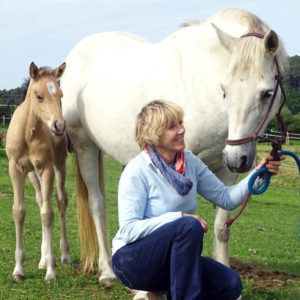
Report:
256,155,285,175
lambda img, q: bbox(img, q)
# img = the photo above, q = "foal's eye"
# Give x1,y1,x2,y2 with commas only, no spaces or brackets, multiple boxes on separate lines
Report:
261,89,274,100
35,91,43,101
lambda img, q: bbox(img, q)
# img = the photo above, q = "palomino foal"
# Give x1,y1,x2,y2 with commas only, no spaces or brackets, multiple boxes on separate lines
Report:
6,62,70,281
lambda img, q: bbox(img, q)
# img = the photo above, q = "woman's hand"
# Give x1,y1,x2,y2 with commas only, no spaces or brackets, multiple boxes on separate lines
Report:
256,154,285,175
182,213,208,233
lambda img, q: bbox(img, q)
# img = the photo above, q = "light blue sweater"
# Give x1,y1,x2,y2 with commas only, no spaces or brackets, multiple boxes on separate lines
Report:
112,150,257,253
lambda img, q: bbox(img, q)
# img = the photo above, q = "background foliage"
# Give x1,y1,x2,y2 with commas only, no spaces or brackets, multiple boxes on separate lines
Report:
1,56,300,131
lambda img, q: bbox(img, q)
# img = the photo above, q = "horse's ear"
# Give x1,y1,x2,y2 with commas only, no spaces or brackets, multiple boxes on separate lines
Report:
29,62,39,80
211,23,237,53
54,62,66,80
264,30,279,55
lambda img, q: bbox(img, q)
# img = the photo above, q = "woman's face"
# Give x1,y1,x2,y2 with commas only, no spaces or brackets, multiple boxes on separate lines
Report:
155,121,185,158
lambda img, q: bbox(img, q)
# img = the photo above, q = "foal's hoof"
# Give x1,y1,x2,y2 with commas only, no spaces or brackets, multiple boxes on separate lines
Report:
13,274,25,283
98,275,116,288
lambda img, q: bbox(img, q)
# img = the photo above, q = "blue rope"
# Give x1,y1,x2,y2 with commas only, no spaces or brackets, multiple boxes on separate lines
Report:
248,150,300,195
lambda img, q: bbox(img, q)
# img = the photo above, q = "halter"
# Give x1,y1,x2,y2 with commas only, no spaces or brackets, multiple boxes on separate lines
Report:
224,32,288,227
225,32,287,157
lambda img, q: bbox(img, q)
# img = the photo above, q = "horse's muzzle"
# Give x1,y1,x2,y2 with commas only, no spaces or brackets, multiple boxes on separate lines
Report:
50,120,66,136
223,144,256,173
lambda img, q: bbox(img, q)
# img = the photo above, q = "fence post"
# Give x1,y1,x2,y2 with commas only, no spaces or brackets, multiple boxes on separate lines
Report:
2,115,5,126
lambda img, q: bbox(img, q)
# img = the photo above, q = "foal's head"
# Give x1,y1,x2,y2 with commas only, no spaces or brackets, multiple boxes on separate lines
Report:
27,62,66,136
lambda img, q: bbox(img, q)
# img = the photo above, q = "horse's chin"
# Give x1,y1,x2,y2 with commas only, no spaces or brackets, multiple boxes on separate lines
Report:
226,163,252,173
49,127,65,136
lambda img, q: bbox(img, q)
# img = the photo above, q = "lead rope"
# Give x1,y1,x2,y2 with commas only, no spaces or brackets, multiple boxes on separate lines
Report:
225,147,300,227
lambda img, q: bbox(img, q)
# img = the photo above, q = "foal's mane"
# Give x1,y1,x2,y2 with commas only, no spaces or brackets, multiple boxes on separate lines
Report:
19,66,57,104
19,78,30,104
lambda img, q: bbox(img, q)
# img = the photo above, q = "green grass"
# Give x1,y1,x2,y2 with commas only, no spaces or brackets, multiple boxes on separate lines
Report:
0,143,300,299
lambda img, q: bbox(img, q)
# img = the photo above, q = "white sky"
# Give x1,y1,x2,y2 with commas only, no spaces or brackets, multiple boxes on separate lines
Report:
1,0,299,89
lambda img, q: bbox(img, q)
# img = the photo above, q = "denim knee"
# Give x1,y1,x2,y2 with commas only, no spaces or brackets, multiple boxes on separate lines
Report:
226,271,243,300
178,216,204,239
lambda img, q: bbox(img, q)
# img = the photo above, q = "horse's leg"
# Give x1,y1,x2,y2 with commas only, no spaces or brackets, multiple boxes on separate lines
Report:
53,139,70,264
37,163,56,280
27,171,48,269
9,161,26,282
75,140,115,284
213,166,238,266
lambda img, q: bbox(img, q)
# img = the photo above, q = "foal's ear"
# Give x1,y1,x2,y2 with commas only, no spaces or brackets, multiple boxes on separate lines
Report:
29,62,39,80
264,30,279,55
211,23,238,53
54,62,66,80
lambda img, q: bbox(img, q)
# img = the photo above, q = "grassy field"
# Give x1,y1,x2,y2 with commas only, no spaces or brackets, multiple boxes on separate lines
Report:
0,141,300,299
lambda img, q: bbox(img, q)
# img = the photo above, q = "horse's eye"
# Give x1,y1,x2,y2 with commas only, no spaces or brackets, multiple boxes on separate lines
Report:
220,84,226,99
36,95,43,101
261,89,274,100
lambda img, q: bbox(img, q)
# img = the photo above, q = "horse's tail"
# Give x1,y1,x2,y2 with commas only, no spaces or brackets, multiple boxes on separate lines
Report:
74,151,106,274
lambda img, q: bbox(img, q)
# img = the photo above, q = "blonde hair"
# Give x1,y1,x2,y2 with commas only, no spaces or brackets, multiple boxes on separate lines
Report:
135,100,184,149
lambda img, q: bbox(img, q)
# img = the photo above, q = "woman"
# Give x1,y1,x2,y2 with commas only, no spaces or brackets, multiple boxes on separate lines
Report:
112,100,282,300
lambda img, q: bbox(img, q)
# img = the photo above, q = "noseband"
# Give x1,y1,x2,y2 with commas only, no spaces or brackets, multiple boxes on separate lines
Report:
225,32,287,155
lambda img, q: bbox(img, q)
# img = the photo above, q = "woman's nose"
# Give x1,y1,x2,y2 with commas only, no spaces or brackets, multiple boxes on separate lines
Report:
178,124,185,134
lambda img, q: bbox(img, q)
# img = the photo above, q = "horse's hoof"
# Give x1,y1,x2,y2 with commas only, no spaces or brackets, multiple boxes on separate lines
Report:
38,260,47,269
61,255,71,264
38,264,47,269
45,273,56,281
13,274,25,283
98,276,116,288
133,291,167,300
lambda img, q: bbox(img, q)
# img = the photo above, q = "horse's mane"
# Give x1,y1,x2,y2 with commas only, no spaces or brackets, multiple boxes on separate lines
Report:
215,8,289,76
19,78,30,104
180,20,204,28
19,66,56,104
179,8,289,76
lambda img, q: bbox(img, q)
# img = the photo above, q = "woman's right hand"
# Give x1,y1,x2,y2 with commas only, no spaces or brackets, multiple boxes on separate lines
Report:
182,213,208,233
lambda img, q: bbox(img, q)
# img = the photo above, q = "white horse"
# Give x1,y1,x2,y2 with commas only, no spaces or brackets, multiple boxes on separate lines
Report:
60,8,288,287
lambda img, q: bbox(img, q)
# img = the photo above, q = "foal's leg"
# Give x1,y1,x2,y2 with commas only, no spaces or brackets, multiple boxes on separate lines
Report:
27,171,48,269
36,163,56,280
213,166,238,266
75,139,116,284
53,141,70,264
9,161,26,282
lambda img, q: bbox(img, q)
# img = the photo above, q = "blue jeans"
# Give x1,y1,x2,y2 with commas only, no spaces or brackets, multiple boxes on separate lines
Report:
112,217,242,300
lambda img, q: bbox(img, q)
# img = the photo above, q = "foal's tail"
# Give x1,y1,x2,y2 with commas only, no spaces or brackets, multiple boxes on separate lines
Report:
74,151,106,274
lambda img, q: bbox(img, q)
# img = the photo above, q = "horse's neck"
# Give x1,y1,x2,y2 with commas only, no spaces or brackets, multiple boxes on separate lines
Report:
163,23,229,80
22,97,44,142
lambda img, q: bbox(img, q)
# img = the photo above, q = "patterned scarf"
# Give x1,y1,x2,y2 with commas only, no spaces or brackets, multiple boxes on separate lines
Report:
146,147,193,196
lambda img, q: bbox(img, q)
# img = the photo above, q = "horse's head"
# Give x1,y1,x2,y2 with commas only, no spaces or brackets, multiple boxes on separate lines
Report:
28,62,66,136
213,24,288,173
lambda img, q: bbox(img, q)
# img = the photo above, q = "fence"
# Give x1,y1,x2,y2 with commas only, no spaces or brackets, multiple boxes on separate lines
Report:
264,129,300,144
0,104,17,126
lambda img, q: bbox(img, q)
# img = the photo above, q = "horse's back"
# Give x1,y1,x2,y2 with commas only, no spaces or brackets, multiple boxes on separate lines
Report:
61,12,251,165
61,32,188,163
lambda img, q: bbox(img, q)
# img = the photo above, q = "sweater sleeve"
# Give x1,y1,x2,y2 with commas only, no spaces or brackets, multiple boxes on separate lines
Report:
117,166,182,244
195,158,259,210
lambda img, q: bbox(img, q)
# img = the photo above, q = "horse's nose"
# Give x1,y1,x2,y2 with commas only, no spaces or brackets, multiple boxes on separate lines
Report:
52,120,66,135
240,155,248,170
223,145,255,173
